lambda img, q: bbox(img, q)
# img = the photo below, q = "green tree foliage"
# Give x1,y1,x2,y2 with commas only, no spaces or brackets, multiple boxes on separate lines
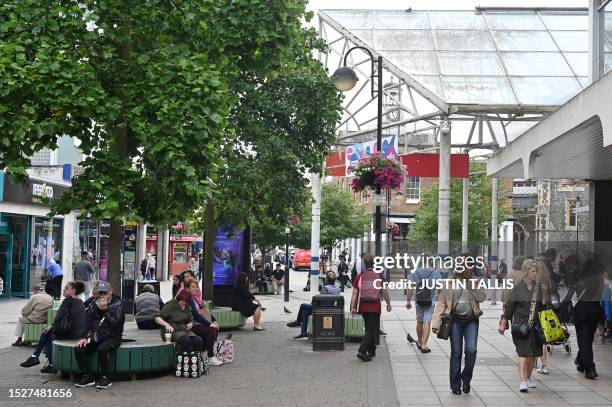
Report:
410,162,510,244
0,0,312,224
289,183,371,251
203,29,342,258
0,0,324,288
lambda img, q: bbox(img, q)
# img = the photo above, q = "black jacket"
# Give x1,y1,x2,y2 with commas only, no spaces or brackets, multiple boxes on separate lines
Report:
53,296,86,339
83,295,125,341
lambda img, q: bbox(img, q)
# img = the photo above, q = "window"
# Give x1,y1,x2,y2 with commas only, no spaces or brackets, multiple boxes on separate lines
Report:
405,177,420,202
565,199,577,229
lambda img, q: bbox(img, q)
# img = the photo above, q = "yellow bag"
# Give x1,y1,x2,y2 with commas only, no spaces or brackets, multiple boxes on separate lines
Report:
538,309,565,343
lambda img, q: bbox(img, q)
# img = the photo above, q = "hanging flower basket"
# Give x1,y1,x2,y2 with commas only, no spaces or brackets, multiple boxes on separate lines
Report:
350,154,405,192
386,222,400,235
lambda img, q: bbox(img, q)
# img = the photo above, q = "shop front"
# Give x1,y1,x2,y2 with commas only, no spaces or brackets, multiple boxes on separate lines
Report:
0,175,71,299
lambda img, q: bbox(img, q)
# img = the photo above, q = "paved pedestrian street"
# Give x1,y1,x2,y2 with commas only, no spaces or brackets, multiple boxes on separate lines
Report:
1,272,611,407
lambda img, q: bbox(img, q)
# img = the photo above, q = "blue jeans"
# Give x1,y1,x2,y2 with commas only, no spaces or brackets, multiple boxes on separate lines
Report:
33,331,55,365
298,304,312,335
449,319,479,391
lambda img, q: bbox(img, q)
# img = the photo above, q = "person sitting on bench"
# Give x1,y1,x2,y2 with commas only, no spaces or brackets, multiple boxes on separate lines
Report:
20,281,86,373
287,271,341,339
155,290,204,353
12,284,53,347
135,284,164,330
74,281,125,390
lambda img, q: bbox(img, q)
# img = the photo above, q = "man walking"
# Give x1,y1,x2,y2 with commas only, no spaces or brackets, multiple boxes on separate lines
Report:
337,255,350,292
406,263,441,353
74,251,95,299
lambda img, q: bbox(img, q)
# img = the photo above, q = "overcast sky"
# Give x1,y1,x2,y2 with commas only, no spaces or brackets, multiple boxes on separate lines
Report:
307,0,587,12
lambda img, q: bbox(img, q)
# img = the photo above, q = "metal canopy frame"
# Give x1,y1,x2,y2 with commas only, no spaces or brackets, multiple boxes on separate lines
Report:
318,8,588,150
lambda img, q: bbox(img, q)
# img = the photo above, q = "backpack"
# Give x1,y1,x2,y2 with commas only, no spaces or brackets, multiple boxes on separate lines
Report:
358,270,382,302
415,270,433,308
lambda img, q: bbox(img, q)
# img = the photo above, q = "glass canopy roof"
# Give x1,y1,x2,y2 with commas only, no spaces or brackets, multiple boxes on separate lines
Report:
320,9,590,107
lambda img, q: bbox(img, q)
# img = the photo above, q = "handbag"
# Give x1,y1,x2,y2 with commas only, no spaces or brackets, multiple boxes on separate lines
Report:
437,287,463,340
175,351,208,378
214,337,235,364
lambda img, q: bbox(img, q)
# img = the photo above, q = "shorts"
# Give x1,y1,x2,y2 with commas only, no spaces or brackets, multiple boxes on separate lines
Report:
415,303,435,323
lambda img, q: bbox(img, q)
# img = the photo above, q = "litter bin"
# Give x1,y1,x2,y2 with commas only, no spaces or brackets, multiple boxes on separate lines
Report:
312,295,345,351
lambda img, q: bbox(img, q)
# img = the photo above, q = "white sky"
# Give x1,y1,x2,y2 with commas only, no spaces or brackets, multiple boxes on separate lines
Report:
307,0,587,12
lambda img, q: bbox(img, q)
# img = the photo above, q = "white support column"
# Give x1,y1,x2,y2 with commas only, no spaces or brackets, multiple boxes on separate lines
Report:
490,177,499,304
589,0,604,82
310,173,322,293
437,120,451,257
462,178,469,253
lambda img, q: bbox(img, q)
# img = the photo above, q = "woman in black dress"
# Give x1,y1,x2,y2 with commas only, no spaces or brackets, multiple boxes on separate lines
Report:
232,272,263,330
499,259,549,393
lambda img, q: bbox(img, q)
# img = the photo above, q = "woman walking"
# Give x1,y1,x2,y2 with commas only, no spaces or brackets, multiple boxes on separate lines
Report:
432,259,485,395
350,252,392,362
499,259,549,392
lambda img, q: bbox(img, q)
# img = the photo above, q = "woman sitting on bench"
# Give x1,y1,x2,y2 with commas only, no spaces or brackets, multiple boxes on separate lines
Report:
183,277,222,366
232,272,264,331
20,281,86,373
155,290,204,353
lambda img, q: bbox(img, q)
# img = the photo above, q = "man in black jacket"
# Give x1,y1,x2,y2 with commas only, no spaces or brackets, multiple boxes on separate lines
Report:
74,281,125,390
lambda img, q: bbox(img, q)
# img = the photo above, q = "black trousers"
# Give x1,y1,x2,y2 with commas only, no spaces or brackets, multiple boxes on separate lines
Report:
574,302,602,372
176,335,204,353
136,319,159,330
51,276,63,300
75,337,122,377
358,312,380,355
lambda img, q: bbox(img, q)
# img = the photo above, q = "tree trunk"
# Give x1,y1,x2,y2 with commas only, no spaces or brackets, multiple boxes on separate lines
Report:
107,219,123,292
106,15,131,296
203,199,215,301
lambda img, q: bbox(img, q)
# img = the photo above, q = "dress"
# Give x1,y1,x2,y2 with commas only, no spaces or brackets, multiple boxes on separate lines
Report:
503,280,543,357
232,284,258,317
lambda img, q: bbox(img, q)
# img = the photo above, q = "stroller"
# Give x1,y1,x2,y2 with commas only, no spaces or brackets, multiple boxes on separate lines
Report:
544,294,572,355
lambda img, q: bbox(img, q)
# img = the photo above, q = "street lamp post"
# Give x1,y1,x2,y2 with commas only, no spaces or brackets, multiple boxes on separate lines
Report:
575,196,581,254
284,226,290,302
332,47,384,256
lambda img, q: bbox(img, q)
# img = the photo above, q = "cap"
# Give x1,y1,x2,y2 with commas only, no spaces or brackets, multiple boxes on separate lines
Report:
97,281,112,293
32,284,43,291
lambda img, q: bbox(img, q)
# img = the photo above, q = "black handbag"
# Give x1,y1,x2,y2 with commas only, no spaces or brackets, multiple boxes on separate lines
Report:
437,287,463,341
511,323,530,339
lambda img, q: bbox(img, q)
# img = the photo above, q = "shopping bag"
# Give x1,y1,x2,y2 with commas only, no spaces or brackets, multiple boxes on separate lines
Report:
214,339,235,363
538,309,565,343
175,352,208,378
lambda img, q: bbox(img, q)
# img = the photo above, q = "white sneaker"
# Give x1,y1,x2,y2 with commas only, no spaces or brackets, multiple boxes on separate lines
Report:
209,356,223,366
519,382,528,393
526,379,536,388
536,365,548,374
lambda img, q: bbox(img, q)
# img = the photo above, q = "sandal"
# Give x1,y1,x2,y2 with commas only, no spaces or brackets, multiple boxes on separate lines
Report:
253,326,265,331
420,347,431,353
416,341,422,350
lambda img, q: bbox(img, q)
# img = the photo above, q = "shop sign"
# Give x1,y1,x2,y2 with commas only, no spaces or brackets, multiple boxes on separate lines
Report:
0,221,8,234
2,177,69,206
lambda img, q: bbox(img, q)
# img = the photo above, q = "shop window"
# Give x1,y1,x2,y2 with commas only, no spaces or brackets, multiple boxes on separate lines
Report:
31,217,63,284
173,243,187,263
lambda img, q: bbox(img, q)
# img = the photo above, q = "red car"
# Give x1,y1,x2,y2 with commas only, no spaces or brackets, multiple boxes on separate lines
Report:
293,249,311,271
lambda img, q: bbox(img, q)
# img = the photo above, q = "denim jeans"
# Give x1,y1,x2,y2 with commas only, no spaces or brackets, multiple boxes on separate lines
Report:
449,319,479,391
298,304,313,335
33,331,55,365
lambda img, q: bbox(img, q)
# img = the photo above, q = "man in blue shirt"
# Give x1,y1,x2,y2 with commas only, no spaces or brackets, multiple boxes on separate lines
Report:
287,271,341,339
406,265,441,353
45,258,64,300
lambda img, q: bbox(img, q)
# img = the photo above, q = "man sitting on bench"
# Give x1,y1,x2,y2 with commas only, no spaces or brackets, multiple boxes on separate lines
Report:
287,271,341,339
74,281,125,390
12,284,53,347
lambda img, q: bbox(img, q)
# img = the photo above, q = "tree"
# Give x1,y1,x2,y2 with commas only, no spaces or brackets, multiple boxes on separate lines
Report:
410,161,510,246
291,183,371,252
0,0,318,290
195,29,342,298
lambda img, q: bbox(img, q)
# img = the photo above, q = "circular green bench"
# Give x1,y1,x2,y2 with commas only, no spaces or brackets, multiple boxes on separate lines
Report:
211,308,245,330
53,325,175,380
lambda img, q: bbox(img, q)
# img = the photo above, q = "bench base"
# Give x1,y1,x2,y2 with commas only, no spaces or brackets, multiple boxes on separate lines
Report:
211,308,246,330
